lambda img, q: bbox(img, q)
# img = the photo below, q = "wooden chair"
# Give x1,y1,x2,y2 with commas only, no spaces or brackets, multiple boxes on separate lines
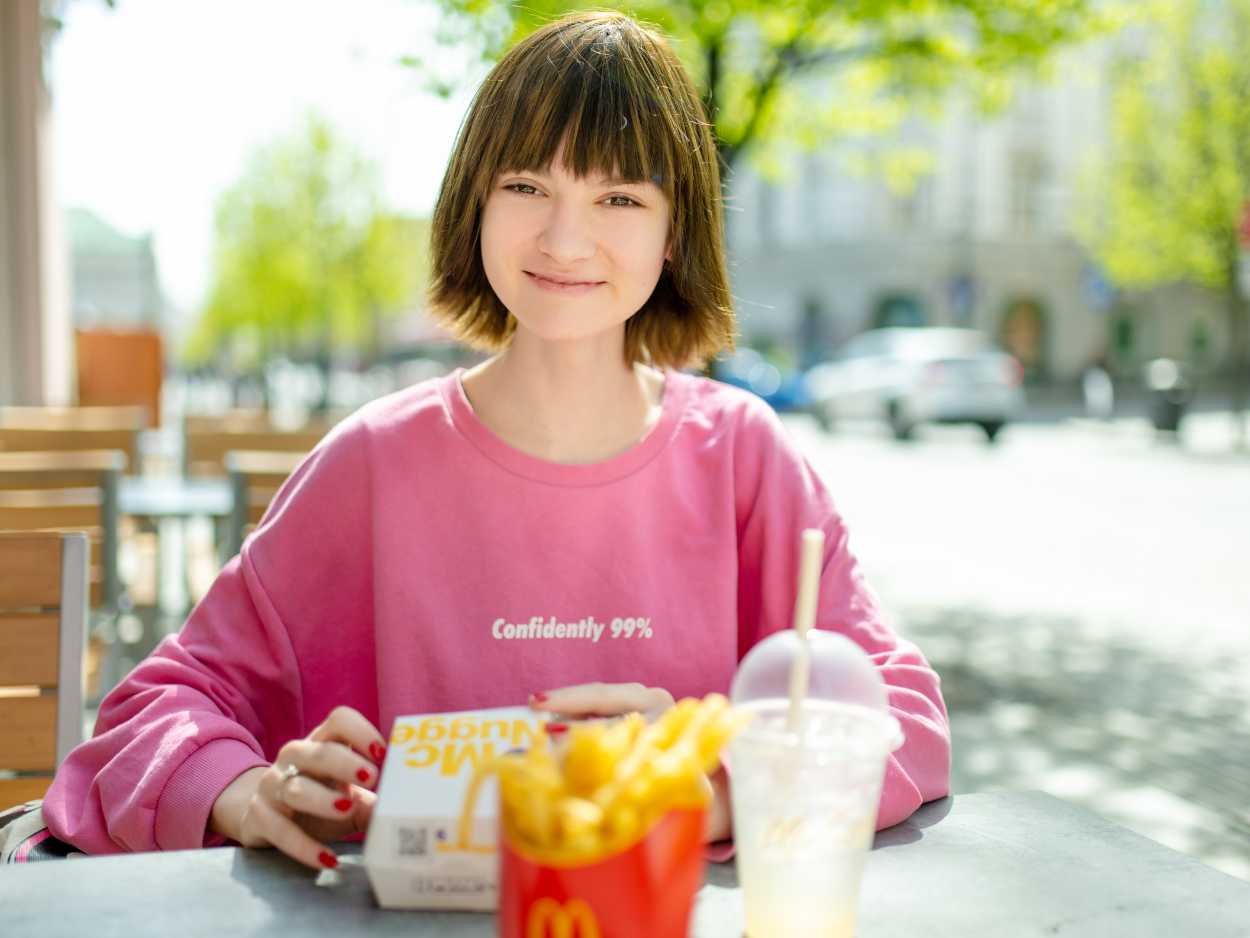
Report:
0,405,150,431
183,411,283,434
184,419,328,479
0,451,125,703
224,450,306,557
0,531,89,806
0,427,139,475
0,451,124,612
0,414,158,611
74,327,164,428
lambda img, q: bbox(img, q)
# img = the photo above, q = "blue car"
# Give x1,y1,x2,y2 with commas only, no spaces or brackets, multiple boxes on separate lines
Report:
710,349,812,413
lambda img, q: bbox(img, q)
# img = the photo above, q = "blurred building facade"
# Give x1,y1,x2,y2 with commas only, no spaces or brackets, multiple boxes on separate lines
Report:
725,43,1228,384
67,207,167,328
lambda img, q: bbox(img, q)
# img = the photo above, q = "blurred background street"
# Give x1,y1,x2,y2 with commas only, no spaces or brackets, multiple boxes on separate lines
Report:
782,406,1250,881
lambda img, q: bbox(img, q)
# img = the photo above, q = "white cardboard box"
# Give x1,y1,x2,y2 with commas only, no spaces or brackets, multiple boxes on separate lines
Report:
363,706,545,910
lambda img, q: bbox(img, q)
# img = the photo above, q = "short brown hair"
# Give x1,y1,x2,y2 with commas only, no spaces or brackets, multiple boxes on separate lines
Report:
427,10,735,369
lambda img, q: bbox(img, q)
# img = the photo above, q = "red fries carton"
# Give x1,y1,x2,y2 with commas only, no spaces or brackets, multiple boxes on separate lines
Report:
499,806,708,938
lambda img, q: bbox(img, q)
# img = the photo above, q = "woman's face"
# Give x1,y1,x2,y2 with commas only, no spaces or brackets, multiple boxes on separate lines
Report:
480,142,671,349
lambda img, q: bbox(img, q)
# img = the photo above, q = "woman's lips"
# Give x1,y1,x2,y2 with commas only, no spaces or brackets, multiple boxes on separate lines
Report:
524,271,605,295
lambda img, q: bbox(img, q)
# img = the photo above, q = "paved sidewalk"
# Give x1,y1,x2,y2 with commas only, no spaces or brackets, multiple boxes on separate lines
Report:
901,603,1250,883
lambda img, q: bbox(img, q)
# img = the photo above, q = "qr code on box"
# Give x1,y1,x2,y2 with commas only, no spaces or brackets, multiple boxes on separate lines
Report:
397,826,428,857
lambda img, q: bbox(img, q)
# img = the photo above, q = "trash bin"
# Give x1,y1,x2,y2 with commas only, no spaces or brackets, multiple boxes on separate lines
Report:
1144,358,1191,432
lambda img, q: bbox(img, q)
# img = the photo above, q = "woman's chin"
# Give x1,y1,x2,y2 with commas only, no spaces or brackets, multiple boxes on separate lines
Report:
509,318,629,347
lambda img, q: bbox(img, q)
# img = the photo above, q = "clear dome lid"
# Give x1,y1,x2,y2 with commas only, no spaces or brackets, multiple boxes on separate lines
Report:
730,629,889,713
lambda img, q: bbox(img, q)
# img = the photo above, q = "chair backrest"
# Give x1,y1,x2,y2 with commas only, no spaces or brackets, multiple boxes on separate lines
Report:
224,450,306,557
0,451,124,611
184,420,328,478
0,426,138,473
74,327,164,427
0,405,149,431
0,531,88,806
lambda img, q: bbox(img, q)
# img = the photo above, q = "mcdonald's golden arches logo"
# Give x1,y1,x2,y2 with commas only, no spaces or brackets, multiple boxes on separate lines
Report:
525,897,602,938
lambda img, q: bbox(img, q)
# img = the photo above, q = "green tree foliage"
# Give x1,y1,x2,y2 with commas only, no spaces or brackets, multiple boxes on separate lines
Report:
406,0,1112,176
1076,0,1250,438
186,114,428,370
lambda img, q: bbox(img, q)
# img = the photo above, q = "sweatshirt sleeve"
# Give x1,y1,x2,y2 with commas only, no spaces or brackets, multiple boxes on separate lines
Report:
42,416,376,854
732,396,951,833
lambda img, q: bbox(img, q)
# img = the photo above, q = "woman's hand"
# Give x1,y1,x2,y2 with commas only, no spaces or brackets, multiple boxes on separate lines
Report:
528,681,675,724
529,682,732,843
209,706,388,870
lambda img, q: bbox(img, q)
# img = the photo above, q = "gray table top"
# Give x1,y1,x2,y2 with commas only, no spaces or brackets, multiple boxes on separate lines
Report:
118,475,233,519
2,791,1247,937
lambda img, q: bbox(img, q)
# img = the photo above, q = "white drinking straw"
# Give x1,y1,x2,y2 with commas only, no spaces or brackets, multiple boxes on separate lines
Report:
786,528,825,733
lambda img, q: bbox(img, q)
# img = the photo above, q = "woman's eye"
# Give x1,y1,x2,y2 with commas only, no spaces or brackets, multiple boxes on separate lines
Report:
501,184,638,207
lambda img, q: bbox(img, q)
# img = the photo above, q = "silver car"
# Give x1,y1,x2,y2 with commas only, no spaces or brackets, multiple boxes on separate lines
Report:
805,328,1024,442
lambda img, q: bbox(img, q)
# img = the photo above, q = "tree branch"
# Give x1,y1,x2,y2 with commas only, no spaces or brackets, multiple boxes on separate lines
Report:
721,32,805,170
720,31,940,170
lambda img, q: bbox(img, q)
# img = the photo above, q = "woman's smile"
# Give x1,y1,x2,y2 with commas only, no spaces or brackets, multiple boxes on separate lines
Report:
524,270,606,295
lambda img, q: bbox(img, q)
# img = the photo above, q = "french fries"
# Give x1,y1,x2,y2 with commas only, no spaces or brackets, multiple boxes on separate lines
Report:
460,693,752,865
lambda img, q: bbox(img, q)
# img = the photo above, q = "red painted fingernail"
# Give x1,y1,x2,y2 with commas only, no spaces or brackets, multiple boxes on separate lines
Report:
319,851,338,869
334,798,352,812
356,768,371,784
369,742,386,763
531,692,548,703
546,722,569,734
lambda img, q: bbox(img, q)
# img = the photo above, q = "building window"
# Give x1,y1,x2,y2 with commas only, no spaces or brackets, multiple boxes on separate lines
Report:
888,176,932,233
802,154,827,240
1000,297,1048,380
1009,149,1046,235
872,293,928,329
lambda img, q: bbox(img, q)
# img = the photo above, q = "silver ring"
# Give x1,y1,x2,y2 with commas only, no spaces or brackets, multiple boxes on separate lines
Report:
277,763,301,796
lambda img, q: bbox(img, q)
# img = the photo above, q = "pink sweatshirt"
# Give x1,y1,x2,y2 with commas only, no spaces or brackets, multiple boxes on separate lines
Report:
43,368,950,855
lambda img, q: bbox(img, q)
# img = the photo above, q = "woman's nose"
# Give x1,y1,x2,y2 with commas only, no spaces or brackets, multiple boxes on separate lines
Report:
536,202,596,264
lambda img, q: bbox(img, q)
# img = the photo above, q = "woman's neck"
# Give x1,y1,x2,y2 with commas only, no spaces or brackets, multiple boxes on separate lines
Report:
460,333,665,464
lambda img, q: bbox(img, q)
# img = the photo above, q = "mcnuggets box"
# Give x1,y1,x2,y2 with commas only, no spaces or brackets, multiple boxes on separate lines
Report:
363,706,546,910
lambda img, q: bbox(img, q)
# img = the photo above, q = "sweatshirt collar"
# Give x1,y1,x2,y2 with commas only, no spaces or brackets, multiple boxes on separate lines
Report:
440,366,688,487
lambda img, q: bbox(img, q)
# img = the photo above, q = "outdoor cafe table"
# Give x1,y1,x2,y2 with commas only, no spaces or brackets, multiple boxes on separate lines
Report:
117,474,235,578
114,475,236,660
3,791,1247,936
118,475,234,520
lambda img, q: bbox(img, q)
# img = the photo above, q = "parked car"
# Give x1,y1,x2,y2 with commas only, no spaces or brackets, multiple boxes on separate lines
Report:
711,348,812,413
805,328,1024,442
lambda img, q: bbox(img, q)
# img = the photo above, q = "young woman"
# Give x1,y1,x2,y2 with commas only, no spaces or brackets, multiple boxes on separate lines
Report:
37,11,950,871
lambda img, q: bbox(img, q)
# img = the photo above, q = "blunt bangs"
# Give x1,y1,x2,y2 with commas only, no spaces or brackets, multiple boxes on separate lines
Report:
478,21,683,205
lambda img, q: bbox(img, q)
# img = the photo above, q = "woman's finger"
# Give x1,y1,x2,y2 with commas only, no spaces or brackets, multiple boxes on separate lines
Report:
531,682,673,717
271,765,357,821
311,705,389,765
251,798,340,871
298,786,379,843
279,738,380,792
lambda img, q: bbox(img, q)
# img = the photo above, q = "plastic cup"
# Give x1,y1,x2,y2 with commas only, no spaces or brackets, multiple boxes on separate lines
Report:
729,631,902,938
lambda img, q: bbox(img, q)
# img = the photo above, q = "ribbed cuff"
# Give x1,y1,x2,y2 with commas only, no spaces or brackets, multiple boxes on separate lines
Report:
154,739,268,850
